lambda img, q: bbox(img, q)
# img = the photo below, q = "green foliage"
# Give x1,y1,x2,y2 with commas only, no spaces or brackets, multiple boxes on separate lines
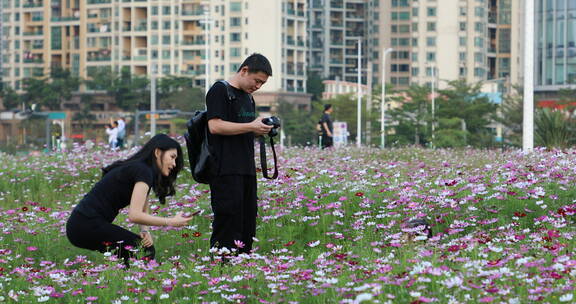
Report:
276,100,317,146
157,75,204,113
0,86,21,110
434,118,467,148
86,68,150,111
72,94,97,131
389,84,431,146
496,86,524,147
535,108,575,148
306,72,325,102
436,80,497,147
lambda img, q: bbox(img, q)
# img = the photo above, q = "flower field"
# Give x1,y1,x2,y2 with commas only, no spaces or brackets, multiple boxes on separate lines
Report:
0,143,575,303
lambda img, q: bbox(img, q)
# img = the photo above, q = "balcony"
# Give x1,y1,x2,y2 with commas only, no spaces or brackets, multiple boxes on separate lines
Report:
330,1,343,8
87,56,111,62
286,36,295,46
182,10,204,16
23,58,44,64
297,38,305,47
88,0,112,4
133,55,147,61
182,40,205,45
23,31,43,36
51,16,80,22
134,23,147,31
23,2,43,8
31,16,44,22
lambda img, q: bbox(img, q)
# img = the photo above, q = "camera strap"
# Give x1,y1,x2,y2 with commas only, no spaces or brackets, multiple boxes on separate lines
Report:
259,136,278,179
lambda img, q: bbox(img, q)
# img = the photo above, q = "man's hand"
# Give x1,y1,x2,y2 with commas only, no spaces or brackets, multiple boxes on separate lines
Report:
251,118,273,136
140,231,153,247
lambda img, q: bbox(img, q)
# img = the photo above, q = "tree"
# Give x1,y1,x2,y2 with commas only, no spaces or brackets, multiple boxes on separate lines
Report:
86,67,149,111
161,86,205,112
388,84,431,146
0,86,21,110
72,94,96,133
49,67,80,111
495,86,524,147
437,80,498,147
276,100,317,146
22,77,57,110
158,76,205,112
306,72,325,102
535,108,574,148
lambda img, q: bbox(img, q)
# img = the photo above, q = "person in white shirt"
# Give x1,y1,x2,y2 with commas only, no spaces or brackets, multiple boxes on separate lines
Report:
105,122,119,149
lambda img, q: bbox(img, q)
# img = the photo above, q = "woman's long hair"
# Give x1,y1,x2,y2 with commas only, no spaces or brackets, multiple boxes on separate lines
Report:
102,134,183,204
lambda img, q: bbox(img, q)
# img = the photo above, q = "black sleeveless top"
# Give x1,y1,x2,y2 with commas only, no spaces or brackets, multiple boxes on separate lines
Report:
73,161,157,222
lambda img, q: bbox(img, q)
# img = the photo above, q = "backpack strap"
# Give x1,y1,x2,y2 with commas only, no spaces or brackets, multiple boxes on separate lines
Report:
218,80,236,101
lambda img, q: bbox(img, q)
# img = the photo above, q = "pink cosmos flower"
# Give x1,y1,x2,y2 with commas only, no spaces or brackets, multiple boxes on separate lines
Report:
234,240,245,248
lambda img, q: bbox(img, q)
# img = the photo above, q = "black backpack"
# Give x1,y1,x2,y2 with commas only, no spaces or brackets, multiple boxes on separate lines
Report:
184,80,236,184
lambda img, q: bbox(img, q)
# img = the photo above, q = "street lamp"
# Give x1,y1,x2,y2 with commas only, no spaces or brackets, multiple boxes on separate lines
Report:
522,0,534,152
380,47,393,149
356,38,362,148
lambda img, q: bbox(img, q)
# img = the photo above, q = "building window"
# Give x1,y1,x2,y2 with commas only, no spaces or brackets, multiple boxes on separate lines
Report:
427,7,436,17
459,22,466,31
230,47,241,57
230,2,242,12
163,6,171,15
230,32,241,42
427,52,436,61
426,37,436,46
427,22,436,31
230,17,241,27
162,35,171,45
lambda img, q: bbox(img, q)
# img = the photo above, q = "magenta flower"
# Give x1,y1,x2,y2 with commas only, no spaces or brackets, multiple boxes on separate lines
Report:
234,240,245,249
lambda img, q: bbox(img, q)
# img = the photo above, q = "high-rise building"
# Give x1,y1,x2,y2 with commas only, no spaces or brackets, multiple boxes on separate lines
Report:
0,0,308,97
535,0,576,94
307,0,370,84
376,0,523,91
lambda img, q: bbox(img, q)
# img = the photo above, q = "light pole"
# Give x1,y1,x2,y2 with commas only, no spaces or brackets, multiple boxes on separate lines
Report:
522,0,534,152
431,65,436,148
202,3,211,98
150,63,157,136
380,47,393,149
356,38,362,148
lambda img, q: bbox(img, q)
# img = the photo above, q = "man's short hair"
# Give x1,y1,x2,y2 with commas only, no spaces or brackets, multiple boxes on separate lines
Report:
324,104,332,111
238,53,273,76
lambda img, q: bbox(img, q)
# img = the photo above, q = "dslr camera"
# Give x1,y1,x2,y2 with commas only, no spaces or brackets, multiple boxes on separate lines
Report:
262,116,281,137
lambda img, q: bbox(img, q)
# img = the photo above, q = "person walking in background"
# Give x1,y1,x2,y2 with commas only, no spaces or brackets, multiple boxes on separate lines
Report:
116,117,126,149
65,134,193,267
105,121,118,149
320,104,334,149
205,53,273,257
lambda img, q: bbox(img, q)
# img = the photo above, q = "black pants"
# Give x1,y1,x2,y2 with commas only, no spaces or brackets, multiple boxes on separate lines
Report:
209,175,257,254
66,211,155,266
321,135,333,149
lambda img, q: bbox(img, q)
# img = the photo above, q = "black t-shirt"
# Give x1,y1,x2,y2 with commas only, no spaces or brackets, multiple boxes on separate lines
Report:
320,113,333,135
73,161,156,222
206,81,256,176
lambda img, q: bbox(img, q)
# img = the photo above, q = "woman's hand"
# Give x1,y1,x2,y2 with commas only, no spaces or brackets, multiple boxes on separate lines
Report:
140,231,153,247
167,212,194,227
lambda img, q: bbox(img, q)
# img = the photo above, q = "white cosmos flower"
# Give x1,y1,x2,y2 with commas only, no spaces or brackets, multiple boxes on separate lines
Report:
559,294,573,302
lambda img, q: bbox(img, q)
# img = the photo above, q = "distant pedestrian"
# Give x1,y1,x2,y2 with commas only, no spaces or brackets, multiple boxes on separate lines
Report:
105,122,118,149
116,117,127,149
319,104,334,149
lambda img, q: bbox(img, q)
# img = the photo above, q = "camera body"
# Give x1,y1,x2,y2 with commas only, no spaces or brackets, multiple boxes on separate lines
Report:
262,116,281,137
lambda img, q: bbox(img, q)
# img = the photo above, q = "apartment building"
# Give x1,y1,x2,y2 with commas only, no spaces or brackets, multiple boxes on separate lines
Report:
375,0,523,91
307,0,370,84
0,0,309,97
535,0,576,95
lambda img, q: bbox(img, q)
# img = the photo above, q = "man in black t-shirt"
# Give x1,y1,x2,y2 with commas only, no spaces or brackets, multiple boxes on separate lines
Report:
320,104,334,149
205,53,273,255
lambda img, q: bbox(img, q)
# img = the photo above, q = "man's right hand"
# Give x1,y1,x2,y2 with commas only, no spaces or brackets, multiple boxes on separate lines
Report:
251,118,273,136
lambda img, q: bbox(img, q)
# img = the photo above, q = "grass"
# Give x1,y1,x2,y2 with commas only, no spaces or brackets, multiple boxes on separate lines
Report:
0,145,574,303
